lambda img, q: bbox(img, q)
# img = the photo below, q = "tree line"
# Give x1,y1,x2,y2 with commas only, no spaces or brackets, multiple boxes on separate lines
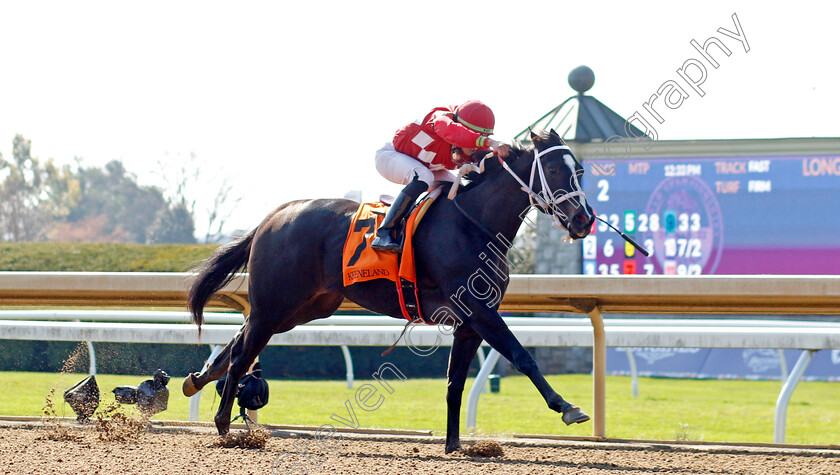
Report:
0,134,236,244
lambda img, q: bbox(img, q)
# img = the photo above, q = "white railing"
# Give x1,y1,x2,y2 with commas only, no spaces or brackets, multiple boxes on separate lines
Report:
1,272,840,443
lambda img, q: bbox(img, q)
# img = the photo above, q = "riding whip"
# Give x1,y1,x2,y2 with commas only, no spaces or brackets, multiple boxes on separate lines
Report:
595,215,650,257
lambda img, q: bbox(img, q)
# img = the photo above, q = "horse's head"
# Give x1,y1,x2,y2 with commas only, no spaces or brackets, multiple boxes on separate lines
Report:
519,129,595,239
460,129,595,239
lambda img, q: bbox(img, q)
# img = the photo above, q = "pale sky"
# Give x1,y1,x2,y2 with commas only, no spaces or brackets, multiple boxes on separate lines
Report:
1,1,837,235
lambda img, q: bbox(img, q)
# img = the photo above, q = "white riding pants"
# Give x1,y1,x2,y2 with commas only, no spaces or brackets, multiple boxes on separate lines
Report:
375,142,456,188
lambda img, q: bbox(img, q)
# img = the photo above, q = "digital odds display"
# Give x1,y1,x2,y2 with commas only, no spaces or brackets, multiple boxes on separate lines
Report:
581,154,840,275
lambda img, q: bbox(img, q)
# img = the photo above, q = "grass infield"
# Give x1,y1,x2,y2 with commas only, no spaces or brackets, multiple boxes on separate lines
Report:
2,371,837,445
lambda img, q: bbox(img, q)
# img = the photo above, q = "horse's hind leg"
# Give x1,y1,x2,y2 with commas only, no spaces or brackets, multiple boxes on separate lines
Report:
182,335,237,397
214,313,278,435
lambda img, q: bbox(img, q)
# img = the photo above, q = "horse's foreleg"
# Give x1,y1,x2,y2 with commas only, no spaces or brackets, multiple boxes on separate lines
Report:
444,327,483,454
214,318,276,435
471,315,590,426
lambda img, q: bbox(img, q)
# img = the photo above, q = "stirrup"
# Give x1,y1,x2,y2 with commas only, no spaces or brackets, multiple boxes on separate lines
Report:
231,406,256,430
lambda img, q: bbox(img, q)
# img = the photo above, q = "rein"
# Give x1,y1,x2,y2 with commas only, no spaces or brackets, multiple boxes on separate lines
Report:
452,195,508,249
450,144,651,257
449,144,584,247
449,144,585,242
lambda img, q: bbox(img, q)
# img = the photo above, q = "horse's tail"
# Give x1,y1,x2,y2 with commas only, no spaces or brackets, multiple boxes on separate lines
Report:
188,228,256,327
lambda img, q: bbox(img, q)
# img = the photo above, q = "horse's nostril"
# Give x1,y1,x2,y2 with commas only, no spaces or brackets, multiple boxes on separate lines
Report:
573,213,588,226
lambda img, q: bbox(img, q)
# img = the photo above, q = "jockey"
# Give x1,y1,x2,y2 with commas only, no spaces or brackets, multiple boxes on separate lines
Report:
371,100,511,252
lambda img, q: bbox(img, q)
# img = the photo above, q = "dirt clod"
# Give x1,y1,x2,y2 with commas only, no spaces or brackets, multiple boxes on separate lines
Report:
212,427,270,449
38,388,83,442
462,440,504,457
94,402,146,442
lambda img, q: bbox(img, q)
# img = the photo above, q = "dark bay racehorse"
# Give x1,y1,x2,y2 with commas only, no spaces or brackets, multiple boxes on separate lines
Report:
182,129,596,453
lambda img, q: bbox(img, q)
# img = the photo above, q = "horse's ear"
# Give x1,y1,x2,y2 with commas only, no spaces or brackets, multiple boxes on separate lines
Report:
549,129,562,141
529,127,540,142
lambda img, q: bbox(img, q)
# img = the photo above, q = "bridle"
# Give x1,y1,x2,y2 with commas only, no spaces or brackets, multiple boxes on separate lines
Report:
498,144,587,232
451,142,649,256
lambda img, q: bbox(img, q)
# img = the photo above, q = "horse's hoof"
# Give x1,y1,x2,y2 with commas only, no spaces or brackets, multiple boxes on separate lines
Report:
182,373,200,397
562,405,591,425
216,422,230,436
444,443,462,454
215,415,231,436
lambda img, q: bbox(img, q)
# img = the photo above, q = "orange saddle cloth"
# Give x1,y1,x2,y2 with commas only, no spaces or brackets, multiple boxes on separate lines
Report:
341,192,439,323
341,201,439,287
342,202,399,286
341,188,439,288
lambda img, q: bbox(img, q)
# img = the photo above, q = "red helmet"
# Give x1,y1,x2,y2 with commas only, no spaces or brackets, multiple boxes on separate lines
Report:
454,100,494,135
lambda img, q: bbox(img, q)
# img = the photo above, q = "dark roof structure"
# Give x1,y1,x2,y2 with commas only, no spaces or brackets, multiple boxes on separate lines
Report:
514,65,643,144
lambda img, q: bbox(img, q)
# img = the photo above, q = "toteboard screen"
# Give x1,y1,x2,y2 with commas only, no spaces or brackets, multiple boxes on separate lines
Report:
581,154,840,275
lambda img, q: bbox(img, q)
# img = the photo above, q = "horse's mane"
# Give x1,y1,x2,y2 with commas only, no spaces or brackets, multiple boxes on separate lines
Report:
459,129,565,193
458,142,526,193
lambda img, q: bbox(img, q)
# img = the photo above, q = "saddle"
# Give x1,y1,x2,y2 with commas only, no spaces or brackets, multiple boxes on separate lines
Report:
342,187,441,323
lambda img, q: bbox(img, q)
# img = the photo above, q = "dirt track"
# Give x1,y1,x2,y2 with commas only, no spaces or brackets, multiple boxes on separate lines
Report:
1,420,838,474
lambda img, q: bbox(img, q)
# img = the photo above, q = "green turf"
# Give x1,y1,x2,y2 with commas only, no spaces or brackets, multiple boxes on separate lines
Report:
3,371,837,445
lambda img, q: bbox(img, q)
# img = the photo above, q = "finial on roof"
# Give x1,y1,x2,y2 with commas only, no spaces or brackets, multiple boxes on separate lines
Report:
568,65,595,95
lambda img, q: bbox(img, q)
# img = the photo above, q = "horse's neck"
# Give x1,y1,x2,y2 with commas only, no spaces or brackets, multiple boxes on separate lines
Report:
457,166,532,245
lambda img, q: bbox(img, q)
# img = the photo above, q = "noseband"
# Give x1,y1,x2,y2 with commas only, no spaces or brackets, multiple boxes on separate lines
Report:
498,145,587,232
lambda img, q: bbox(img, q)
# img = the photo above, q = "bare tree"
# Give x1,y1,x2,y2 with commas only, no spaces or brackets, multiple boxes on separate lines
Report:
154,152,242,243
201,176,241,243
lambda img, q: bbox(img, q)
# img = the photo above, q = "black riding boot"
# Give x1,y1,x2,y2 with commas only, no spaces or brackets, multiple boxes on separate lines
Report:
371,177,429,253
